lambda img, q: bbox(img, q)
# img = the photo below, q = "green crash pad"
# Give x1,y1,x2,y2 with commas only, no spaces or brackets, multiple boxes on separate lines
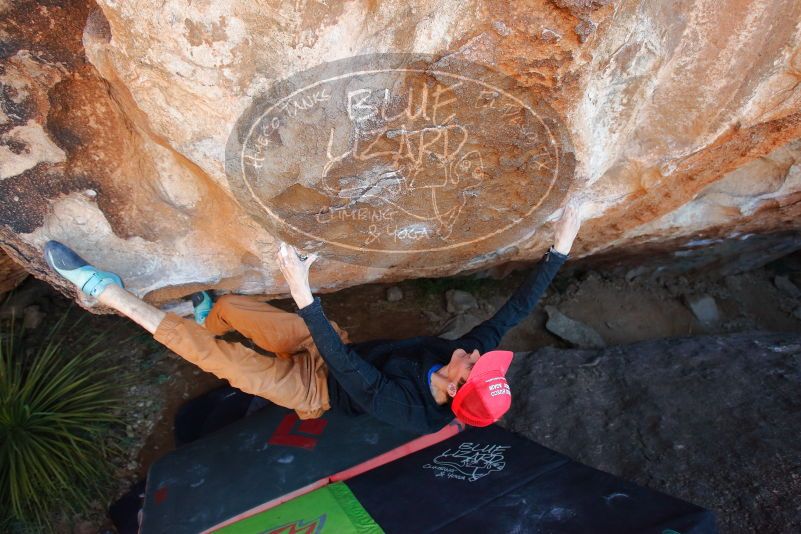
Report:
217,482,382,534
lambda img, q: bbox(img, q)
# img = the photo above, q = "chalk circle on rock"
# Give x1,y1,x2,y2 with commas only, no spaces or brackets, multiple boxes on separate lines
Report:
226,54,576,269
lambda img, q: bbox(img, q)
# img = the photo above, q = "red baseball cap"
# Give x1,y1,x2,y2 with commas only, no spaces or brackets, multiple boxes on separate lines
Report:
451,350,513,427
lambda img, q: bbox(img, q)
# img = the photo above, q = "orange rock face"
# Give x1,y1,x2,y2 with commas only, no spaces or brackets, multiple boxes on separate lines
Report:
1,0,799,308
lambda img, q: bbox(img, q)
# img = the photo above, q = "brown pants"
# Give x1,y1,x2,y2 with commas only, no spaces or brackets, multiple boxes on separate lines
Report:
154,295,349,419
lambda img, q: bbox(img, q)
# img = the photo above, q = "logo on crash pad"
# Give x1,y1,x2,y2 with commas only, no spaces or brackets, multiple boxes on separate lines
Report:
267,514,326,534
423,441,510,482
226,54,574,268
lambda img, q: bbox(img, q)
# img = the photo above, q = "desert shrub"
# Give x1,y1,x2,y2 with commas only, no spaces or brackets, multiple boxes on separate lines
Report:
0,312,126,532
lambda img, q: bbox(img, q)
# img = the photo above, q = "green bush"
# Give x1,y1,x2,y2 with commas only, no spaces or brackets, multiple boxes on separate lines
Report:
0,312,126,531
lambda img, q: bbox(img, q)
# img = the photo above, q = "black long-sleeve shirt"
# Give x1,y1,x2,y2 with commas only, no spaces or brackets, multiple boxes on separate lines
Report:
297,248,568,434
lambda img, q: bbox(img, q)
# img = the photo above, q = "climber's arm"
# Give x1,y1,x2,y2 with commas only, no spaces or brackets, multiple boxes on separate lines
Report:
453,248,568,353
277,243,436,433
275,244,389,400
449,200,584,352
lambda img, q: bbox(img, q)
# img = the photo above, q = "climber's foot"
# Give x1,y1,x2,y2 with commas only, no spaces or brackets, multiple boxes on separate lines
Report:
44,240,124,298
191,291,213,326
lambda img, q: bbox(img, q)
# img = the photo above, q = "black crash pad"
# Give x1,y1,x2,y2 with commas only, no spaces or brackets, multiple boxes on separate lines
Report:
347,425,718,533
140,403,453,534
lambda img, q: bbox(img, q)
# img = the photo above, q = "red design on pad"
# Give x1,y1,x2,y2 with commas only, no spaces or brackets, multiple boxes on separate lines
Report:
267,413,328,450
154,486,168,505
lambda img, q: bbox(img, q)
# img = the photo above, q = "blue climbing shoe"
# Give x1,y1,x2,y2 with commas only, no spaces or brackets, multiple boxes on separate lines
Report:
44,240,123,297
191,291,213,325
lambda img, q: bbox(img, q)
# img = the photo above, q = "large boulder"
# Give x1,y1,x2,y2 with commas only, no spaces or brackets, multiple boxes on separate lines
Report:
1,0,800,308
503,331,801,533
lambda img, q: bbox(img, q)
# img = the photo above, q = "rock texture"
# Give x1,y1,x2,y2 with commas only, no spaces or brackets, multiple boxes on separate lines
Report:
1,0,800,308
544,304,606,348
503,332,801,533
0,249,27,293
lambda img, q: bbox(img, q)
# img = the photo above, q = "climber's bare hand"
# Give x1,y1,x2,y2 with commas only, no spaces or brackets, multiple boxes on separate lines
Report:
277,242,317,308
553,200,584,255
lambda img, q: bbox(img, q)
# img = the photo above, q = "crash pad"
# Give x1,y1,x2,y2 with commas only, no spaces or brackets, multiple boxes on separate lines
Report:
347,425,718,533
215,482,382,534
140,403,461,534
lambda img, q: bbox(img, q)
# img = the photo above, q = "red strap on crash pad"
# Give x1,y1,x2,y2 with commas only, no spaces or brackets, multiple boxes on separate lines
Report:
331,420,464,482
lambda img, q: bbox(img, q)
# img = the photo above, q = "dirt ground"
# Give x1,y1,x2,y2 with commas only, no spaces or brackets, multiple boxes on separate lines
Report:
2,252,800,532
503,332,801,534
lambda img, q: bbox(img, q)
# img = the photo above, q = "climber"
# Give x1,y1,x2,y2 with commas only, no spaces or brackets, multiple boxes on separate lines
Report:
43,202,583,434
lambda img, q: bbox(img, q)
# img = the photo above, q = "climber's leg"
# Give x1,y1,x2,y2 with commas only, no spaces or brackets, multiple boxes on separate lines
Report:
204,294,351,359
